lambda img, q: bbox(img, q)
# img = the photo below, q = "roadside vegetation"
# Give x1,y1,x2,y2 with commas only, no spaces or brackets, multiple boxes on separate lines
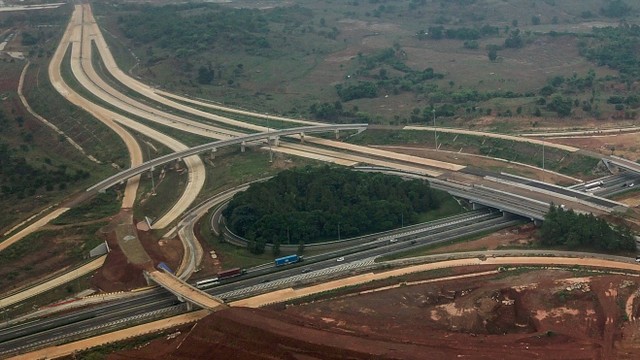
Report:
539,204,636,253
0,222,107,292
349,129,600,177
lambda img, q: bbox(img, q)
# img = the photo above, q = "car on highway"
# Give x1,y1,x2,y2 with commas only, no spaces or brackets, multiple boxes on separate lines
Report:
301,268,313,273
389,238,398,243
336,257,345,262
635,256,640,263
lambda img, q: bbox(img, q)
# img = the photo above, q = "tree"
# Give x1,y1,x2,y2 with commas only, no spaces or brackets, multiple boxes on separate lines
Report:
504,29,523,48
488,48,498,62
197,66,214,84
271,238,281,257
547,95,572,117
601,0,632,18
531,16,541,25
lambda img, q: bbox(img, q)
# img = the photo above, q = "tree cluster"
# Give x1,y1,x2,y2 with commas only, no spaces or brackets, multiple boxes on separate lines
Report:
223,166,439,254
600,0,633,18
117,3,274,52
335,82,378,102
418,25,499,41
579,24,640,80
0,143,90,199
539,205,635,253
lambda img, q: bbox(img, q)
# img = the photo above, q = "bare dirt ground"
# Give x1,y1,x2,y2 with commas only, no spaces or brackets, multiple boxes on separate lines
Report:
428,223,537,254
92,210,183,292
549,132,640,161
105,268,640,360
377,144,575,184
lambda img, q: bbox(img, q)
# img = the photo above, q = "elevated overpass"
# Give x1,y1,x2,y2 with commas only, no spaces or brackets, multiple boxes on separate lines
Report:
87,124,368,193
356,167,616,221
603,155,640,175
145,270,226,311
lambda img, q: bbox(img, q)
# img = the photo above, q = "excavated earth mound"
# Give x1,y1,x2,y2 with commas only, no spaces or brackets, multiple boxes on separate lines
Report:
107,269,640,359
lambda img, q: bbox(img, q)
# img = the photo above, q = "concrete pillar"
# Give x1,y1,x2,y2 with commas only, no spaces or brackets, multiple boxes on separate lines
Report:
335,129,340,140
143,271,153,286
185,301,193,311
472,202,485,210
300,132,305,144
175,159,181,170
210,148,217,160
533,219,543,227
241,141,246,152
502,211,513,219
274,136,280,147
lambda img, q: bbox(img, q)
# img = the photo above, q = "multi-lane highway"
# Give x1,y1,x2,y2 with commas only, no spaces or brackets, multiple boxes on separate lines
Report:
0,210,516,356
5,3,640,358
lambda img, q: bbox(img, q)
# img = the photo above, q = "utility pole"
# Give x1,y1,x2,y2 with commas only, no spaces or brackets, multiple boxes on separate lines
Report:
147,142,156,195
542,142,545,182
432,108,438,151
266,114,273,163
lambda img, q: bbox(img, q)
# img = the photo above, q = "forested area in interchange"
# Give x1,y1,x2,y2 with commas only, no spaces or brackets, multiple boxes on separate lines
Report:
223,166,440,254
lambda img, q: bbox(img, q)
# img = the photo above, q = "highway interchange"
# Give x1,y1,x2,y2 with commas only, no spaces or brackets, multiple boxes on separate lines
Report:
3,2,640,358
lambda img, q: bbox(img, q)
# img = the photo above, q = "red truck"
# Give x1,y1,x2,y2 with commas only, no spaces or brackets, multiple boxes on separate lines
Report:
217,267,246,280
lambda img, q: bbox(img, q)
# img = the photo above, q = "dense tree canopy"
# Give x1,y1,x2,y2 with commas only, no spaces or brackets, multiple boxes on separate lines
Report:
539,205,635,253
223,166,440,253
579,24,640,80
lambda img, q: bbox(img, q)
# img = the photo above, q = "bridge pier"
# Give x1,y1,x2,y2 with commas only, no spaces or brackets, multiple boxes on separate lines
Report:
210,148,217,160
300,132,305,144
274,136,280,147
334,129,340,140
241,141,246,152
471,202,486,210
533,219,543,227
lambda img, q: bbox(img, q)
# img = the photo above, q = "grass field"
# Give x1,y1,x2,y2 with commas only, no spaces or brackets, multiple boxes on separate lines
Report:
349,128,599,176
94,0,640,126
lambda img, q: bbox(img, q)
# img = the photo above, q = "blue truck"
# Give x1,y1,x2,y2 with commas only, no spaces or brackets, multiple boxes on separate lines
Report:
274,254,303,267
157,262,174,274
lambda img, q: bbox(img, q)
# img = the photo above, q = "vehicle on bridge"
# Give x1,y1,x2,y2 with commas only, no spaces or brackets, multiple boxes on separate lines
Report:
195,277,220,289
157,262,174,274
217,267,246,280
274,254,303,267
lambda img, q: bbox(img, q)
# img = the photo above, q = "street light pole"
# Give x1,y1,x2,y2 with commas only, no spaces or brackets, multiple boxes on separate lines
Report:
267,115,273,163
432,108,437,151
542,142,545,181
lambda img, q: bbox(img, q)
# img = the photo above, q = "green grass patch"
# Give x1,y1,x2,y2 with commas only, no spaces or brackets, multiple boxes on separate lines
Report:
350,129,599,177
133,169,187,222
4,273,95,319
52,191,121,225
0,222,107,291
415,190,465,223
